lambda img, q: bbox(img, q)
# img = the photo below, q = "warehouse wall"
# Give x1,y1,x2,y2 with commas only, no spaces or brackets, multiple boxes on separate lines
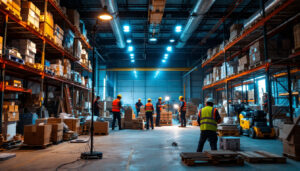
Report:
183,69,203,103
110,71,183,107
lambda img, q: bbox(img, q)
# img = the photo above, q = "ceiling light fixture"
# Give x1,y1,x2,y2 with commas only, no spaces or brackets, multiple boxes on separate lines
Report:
175,25,182,33
128,46,134,52
170,39,175,43
149,37,157,42
127,39,132,43
166,46,172,52
123,25,130,32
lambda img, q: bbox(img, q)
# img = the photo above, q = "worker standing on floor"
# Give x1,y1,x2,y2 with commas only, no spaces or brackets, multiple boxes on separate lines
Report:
135,98,143,117
156,97,165,127
145,98,154,130
179,96,187,127
197,98,221,152
93,96,101,117
112,94,123,130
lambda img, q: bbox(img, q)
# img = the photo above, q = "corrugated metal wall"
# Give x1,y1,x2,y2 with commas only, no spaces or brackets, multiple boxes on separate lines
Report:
183,69,203,102
112,71,183,106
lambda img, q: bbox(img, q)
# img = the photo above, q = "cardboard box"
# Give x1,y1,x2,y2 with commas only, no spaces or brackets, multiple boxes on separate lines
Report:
220,136,240,151
24,124,52,146
283,140,300,157
67,9,80,29
64,118,80,133
47,117,63,124
94,121,109,135
294,23,300,50
49,123,63,143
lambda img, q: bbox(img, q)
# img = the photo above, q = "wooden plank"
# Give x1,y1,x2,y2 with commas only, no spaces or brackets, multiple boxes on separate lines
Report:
255,151,283,158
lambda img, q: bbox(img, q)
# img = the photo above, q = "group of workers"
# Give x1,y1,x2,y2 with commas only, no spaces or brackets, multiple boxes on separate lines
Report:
94,94,222,152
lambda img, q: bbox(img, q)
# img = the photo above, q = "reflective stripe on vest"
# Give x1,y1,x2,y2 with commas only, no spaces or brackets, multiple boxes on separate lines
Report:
200,106,217,131
112,99,120,112
182,101,187,112
145,103,153,112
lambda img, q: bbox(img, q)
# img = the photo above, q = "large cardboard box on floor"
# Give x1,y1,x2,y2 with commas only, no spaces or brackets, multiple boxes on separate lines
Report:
24,124,52,146
94,121,109,135
49,123,63,143
280,117,300,157
64,118,80,133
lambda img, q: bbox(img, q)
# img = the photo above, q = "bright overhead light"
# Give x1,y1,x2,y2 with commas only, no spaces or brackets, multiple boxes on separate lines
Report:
98,7,113,21
170,39,175,43
130,53,134,57
164,54,169,57
131,59,135,63
128,46,134,52
162,59,166,63
166,46,172,52
127,39,132,43
164,56,168,59
133,70,137,78
123,25,130,32
175,25,182,32
165,96,170,101
149,37,157,42
173,104,179,109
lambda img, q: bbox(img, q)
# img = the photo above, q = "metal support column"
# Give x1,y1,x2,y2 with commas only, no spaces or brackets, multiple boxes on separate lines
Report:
241,81,244,103
0,14,8,134
201,67,205,105
254,77,257,104
223,22,229,116
260,0,273,127
287,65,294,122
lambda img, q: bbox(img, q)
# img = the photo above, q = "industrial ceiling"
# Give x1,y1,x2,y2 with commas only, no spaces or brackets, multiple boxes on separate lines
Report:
62,0,260,68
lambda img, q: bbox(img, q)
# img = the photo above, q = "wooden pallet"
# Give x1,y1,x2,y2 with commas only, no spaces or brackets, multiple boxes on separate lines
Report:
45,34,54,42
94,132,109,136
249,61,264,69
27,22,39,32
181,151,244,166
283,153,300,161
22,142,52,149
217,130,240,137
7,8,21,20
238,151,286,163
1,140,22,149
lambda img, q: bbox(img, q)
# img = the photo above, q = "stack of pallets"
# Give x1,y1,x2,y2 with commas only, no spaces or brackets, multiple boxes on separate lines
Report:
238,151,286,163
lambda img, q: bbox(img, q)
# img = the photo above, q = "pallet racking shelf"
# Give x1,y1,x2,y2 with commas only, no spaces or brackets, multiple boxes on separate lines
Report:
0,84,32,93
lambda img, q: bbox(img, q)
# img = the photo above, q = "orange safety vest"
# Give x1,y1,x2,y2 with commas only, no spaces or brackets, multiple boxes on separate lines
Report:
145,103,154,112
182,101,187,112
112,99,121,112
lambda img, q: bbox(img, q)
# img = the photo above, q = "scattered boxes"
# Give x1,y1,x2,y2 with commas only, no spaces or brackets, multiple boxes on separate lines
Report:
124,107,135,121
23,124,52,146
47,118,63,143
11,39,36,65
21,1,40,30
220,136,240,151
2,101,19,122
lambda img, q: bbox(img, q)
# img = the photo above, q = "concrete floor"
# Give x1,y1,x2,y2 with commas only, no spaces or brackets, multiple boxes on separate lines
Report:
1,126,300,171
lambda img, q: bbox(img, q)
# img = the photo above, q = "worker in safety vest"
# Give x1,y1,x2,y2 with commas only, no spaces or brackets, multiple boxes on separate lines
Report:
112,94,123,130
156,97,165,126
145,98,154,130
196,98,221,152
135,98,143,117
179,96,187,127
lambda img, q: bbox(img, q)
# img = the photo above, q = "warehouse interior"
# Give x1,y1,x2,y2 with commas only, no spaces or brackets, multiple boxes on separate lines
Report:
1,0,300,170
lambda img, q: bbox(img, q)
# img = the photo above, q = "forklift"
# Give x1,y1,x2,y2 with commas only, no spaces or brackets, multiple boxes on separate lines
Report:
233,104,275,138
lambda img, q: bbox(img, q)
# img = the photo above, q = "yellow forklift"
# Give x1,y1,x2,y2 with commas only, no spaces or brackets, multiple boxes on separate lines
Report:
238,109,275,138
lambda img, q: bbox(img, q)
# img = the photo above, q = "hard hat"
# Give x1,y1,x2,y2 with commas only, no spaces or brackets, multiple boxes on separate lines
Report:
147,98,152,101
117,94,122,98
138,98,141,100
158,97,162,100
179,96,183,100
206,98,214,103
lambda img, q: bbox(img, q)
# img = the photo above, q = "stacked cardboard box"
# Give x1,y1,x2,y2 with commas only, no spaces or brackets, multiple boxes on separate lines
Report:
229,24,243,42
7,0,21,17
294,23,300,50
40,11,54,38
123,118,144,130
74,39,82,59
63,59,71,79
67,9,80,30
47,118,63,143
237,55,249,73
160,108,172,125
64,118,80,134
80,20,87,38
248,90,254,100
212,66,221,82
2,101,19,122
207,48,212,59
80,49,88,66
94,121,109,135
219,137,240,151
124,107,135,121
63,29,74,53
192,120,198,126
1,121,17,141
50,59,63,77
280,118,300,159
54,24,64,47
11,39,36,64
21,1,40,29
249,40,264,67
186,102,198,118
24,124,52,146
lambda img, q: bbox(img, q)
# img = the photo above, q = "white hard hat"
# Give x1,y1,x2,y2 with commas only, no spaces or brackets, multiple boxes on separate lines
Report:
206,98,214,103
